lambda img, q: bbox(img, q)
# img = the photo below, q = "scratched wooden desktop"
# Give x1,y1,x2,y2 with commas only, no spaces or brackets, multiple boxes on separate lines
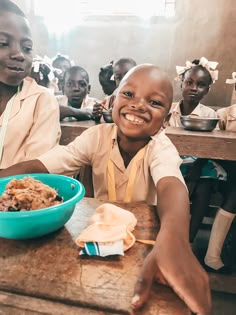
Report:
0,198,190,315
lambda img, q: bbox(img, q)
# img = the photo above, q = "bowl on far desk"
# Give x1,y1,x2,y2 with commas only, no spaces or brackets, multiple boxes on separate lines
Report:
0,174,85,239
180,116,219,132
102,110,113,123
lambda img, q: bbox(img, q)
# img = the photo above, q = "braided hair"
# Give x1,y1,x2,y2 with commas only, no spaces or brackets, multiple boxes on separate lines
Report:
99,62,116,95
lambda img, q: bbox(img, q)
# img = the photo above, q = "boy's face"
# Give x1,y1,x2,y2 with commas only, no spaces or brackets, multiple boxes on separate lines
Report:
0,12,33,86
112,65,172,140
63,70,90,108
181,68,210,104
113,63,134,87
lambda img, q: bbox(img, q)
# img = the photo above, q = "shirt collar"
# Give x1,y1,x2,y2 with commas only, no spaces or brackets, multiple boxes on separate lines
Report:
171,100,203,116
18,77,46,101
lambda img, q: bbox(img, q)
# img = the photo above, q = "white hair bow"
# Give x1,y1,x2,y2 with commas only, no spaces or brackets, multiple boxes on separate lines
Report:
226,72,236,84
175,57,219,83
32,55,55,81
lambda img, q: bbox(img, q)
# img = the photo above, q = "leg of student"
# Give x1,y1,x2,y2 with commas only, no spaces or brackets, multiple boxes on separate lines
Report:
204,180,236,270
189,178,213,243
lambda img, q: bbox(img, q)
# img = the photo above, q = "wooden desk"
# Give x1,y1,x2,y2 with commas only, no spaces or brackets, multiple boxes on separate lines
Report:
166,127,236,161
60,120,97,145
60,122,236,161
0,198,190,315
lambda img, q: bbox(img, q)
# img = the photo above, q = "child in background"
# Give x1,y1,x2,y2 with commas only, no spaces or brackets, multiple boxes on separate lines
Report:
98,61,116,96
112,57,137,87
57,66,100,121
217,72,236,131
168,57,226,243
0,64,211,315
204,73,236,273
92,57,137,121
52,54,71,94
0,0,61,169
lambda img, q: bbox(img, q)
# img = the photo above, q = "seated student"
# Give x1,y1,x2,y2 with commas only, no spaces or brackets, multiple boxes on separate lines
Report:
217,72,236,131
0,0,61,169
112,57,137,87
0,64,211,315
92,58,137,120
57,66,99,121
98,61,116,96
204,73,236,273
167,57,226,243
52,54,71,94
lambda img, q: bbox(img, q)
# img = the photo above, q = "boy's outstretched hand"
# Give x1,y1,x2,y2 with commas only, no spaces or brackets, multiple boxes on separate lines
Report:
131,232,212,315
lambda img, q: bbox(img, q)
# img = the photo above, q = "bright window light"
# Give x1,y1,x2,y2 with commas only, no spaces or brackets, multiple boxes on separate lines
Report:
33,0,176,35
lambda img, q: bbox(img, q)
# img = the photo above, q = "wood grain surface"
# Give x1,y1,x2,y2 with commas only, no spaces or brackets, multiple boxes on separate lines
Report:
0,198,190,315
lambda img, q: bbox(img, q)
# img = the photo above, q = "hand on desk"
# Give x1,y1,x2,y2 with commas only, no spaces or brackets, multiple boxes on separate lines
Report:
92,101,103,121
132,232,212,315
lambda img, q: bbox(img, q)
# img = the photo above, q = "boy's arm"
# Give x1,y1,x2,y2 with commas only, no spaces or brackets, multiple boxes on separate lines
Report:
60,105,93,121
0,160,48,178
132,177,211,315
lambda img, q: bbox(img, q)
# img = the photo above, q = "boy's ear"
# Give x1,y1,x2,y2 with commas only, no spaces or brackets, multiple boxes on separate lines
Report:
88,84,91,94
162,113,171,128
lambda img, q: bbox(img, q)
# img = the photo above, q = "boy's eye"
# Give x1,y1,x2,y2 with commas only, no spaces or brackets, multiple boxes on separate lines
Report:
79,81,87,88
0,42,8,47
123,91,133,98
150,100,163,107
198,82,206,88
66,81,73,87
23,46,32,54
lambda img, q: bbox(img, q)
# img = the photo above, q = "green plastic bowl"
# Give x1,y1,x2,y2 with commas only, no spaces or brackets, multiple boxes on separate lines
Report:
0,174,85,239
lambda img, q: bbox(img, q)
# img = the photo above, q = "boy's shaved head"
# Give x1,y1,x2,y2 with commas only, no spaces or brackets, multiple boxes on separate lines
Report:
119,64,173,110
0,0,25,17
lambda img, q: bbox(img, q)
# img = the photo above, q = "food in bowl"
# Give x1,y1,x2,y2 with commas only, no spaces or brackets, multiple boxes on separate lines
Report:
0,177,63,212
0,174,85,239
180,115,219,131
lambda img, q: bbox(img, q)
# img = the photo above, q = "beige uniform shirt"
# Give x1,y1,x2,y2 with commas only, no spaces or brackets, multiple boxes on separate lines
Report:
56,94,99,122
217,105,236,132
56,94,99,110
168,102,217,127
39,124,184,205
0,77,61,169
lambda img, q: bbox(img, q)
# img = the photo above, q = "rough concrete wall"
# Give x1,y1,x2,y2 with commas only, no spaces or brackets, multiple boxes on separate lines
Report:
13,0,236,106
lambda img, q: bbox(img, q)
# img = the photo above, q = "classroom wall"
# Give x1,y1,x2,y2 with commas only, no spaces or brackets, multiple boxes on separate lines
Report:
14,0,236,106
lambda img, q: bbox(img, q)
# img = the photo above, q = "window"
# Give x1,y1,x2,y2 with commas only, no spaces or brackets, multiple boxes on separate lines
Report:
33,0,176,34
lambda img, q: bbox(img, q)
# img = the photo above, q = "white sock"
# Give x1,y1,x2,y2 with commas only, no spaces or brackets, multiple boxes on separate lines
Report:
204,208,235,270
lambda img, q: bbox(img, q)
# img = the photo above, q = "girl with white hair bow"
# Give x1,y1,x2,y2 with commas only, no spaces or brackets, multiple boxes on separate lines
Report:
204,73,236,274
168,57,227,246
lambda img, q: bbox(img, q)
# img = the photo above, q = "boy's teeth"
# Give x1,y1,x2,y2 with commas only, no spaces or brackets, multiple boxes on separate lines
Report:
125,114,144,124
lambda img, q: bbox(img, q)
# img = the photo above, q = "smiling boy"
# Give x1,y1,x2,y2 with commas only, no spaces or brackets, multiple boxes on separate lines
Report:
0,64,211,314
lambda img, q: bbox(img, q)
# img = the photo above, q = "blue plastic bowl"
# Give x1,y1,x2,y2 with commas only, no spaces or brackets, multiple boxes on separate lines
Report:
0,174,85,239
